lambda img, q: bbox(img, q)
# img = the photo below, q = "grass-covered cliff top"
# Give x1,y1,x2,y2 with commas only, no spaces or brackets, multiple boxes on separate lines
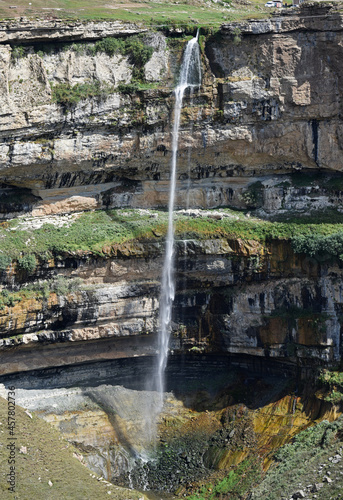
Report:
0,0,287,26
1,208,343,270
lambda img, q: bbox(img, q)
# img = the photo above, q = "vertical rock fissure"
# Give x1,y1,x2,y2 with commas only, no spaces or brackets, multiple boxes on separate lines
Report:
311,118,319,165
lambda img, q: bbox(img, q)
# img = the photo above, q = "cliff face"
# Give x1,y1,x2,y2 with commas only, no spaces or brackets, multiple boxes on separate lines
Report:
0,5,342,219
211,5,343,173
1,5,343,374
0,233,342,374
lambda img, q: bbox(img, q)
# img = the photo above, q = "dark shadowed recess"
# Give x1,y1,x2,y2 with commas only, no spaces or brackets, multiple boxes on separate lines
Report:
0,354,297,412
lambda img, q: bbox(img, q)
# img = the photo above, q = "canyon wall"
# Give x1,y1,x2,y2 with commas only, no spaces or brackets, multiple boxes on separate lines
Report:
0,4,343,374
0,4,342,218
0,234,342,374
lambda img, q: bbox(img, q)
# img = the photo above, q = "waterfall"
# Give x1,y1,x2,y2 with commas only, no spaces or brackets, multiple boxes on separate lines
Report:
156,32,202,405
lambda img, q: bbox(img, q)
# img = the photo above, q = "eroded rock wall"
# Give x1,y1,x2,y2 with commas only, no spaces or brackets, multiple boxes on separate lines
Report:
0,6,343,374
0,236,342,374
0,5,343,218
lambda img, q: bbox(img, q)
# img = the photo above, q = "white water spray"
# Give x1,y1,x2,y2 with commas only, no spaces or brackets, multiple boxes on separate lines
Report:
156,32,202,406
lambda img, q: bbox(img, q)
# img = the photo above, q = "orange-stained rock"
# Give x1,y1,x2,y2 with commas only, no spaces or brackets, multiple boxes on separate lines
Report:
259,317,289,346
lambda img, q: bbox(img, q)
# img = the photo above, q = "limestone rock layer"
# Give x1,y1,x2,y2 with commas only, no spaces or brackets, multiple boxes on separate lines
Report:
1,5,343,373
0,5,342,217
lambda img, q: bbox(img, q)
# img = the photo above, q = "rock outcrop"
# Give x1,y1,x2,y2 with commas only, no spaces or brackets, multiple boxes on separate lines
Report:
0,4,342,218
0,18,145,43
0,5,343,374
0,231,342,374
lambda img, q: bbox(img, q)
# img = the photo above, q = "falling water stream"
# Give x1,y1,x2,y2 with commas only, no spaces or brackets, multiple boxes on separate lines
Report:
136,31,202,475
156,32,202,406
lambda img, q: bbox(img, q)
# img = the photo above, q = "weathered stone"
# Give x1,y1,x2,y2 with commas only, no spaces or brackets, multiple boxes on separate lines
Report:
311,482,324,492
292,491,305,499
0,7,342,217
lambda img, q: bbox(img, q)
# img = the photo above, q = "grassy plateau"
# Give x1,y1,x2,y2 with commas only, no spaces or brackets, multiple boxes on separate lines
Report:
0,0,287,26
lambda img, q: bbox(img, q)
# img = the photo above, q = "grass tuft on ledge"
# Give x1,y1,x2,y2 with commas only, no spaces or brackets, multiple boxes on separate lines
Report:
1,208,343,267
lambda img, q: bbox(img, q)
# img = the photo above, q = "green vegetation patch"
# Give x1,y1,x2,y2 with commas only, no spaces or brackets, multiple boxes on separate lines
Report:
0,290,22,310
251,417,343,500
45,34,155,67
0,0,275,27
0,277,82,310
0,396,145,499
292,231,343,261
241,181,263,209
51,81,114,107
0,210,168,264
10,45,26,61
187,458,263,499
318,369,343,404
45,35,155,102
2,209,343,266
93,35,153,66
174,213,343,244
116,81,159,94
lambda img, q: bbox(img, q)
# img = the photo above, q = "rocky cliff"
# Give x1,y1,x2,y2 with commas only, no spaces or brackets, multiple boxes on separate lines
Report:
1,4,343,374
0,214,342,374
0,4,342,219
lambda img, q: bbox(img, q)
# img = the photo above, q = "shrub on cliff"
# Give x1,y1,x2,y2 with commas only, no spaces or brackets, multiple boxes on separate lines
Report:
51,81,114,108
60,36,153,83
11,45,26,61
91,36,153,83
17,254,37,274
318,369,343,403
87,35,153,67
0,254,11,271
117,82,141,94
0,290,21,310
292,231,343,261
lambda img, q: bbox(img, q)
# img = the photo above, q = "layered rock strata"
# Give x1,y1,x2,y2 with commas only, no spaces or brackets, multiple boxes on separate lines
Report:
0,233,342,374
0,5,342,218
0,5,343,374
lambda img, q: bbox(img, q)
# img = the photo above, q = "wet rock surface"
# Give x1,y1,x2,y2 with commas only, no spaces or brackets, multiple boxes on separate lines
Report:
0,355,339,497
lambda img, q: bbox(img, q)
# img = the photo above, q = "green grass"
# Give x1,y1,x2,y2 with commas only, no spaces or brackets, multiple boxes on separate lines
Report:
0,0,274,26
187,458,263,499
251,417,343,500
0,396,146,499
174,213,343,244
3,209,343,267
0,209,168,263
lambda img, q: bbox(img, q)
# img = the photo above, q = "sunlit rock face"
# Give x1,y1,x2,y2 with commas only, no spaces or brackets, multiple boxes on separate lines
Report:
0,237,342,374
0,4,342,218
0,4,343,373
